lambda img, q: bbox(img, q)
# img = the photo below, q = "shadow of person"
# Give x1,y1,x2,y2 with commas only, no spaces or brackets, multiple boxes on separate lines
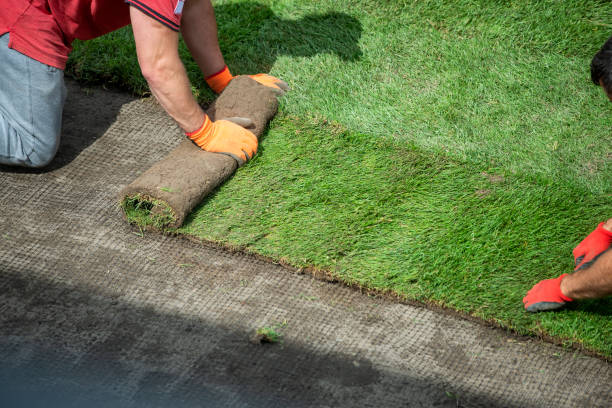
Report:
571,297,612,317
199,2,363,74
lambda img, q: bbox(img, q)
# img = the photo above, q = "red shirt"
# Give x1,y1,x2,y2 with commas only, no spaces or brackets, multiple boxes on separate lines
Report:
0,0,183,70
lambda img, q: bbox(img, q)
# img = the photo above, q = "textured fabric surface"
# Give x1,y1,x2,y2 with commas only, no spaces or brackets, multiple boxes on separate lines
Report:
0,80,610,408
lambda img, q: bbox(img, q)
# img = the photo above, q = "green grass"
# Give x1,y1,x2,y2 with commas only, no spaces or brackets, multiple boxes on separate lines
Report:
121,195,177,230
69,0,612,357
180,114,612,356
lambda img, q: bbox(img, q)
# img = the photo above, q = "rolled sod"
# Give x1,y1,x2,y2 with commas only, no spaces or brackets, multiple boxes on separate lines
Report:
120,76,279,230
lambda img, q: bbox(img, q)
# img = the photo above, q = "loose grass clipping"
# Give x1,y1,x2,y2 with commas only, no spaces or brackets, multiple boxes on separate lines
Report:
119,76,279,230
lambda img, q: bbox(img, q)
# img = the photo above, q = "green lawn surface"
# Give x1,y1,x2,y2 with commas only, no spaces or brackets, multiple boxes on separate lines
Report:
68,0,612,357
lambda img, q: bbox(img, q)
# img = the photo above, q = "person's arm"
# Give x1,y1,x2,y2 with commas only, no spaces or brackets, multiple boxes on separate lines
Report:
180,0,225,78
561,248,612,299
179,0,289,94
130,6,257,165
523,219,612,312
130,5,204,132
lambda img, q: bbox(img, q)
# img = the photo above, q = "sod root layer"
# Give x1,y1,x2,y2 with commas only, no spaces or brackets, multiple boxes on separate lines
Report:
0,80,610,407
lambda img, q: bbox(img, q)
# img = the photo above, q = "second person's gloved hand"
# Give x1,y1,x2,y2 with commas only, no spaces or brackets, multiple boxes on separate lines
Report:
186,115,257,166
523,274,573,312
573,222,612,270
205,66,289,95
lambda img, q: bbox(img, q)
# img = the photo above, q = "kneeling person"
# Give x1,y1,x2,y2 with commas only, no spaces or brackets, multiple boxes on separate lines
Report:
0,0,287,168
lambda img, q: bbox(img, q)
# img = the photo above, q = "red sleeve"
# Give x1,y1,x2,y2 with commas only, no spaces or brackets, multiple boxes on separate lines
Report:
125,0,183,31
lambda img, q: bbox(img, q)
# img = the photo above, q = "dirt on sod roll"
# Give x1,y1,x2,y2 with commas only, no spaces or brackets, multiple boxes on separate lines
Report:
120,76,279,230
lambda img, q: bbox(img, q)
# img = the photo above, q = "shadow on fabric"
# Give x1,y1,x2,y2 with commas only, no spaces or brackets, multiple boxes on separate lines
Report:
0,268,498,408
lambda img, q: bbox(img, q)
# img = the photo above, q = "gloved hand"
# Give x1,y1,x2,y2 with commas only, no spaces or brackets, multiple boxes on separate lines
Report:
186,115,257,166
573,222,612,270
523,274,573,312
205,66,289,95
248,73,290,95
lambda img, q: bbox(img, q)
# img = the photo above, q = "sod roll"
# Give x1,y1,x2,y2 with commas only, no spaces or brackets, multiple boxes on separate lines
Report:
119,76,279,230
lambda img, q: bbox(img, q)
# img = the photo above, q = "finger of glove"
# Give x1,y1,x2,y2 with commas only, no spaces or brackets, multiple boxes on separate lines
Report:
231,134,256,164
575,249,606,270
235,126,258,148
576,248,611,271
275,79,290,92
219,151,246,167
262,75,290,92
215,121,257,148
218,145,253,167
572,244,584,260
250,75,288,95
574,255,585,270
525,301,566,313
209,122,252,157
573,225,612,259
224,117,255,129
235,129,257,158
523,280,551,303
239,134,257,158
216,120,257,138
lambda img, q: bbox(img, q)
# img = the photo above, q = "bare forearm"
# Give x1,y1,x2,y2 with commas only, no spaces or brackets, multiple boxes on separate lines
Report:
180,0,225,77
145,57,205,132
561,248,612,299
130,6,205,132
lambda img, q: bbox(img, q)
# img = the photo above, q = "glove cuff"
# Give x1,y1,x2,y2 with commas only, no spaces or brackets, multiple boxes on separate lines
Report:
205,65,234,94
596,222,612,237
186,115,213,148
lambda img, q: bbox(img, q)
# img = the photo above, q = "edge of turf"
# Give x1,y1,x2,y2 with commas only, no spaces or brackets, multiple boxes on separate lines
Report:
128,225,611,363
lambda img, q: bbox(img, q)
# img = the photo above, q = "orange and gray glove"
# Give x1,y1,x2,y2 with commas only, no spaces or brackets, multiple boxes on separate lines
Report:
572,222,612,271
523,274,573,312
186,115,257,166
205,65,290,95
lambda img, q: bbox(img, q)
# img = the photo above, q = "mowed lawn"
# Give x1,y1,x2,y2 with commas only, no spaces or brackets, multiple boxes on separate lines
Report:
68,0,612,357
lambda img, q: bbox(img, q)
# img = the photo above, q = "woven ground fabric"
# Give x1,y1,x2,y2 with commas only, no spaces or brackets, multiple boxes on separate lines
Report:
0,80,610,408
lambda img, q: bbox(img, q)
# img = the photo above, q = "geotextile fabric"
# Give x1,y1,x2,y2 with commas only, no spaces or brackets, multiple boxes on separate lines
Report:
119,76,279,230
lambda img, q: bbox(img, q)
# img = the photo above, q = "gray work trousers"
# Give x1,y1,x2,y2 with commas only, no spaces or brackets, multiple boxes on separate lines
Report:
0,33,66,167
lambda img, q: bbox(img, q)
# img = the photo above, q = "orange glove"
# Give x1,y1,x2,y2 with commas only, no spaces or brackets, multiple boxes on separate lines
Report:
573,222,612,270
205,66,289,94
248,73,290,94
186,115,257,166
205,66,234,94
